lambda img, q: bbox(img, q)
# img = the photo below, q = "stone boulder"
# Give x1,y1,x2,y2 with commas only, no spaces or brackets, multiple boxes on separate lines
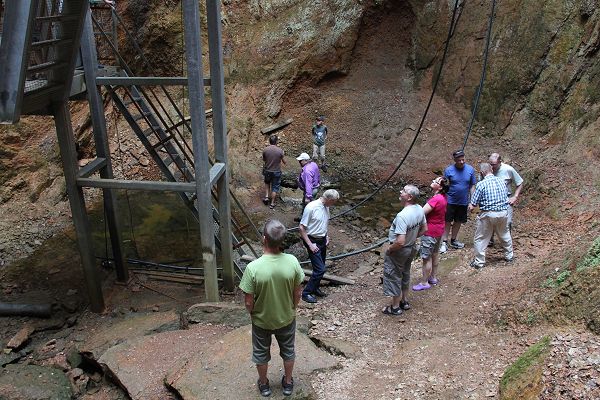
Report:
97,324,230,400
166,324,339,400
0,364,72,400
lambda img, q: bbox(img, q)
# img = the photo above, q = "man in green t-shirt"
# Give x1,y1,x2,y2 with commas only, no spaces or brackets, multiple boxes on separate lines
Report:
239,219,305,397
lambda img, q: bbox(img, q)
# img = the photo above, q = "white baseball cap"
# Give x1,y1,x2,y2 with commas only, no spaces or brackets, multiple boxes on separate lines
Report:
296,152,310,161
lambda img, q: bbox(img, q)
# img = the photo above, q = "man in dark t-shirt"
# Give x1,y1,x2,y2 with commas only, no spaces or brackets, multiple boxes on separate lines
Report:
312,116,328,171
262,134,286,209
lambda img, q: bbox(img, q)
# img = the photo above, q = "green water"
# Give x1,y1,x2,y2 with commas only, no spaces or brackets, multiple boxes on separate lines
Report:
336,181,429,225
90,191,202,264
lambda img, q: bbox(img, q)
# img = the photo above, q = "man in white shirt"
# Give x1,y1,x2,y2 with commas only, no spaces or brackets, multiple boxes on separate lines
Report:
298,189,340,303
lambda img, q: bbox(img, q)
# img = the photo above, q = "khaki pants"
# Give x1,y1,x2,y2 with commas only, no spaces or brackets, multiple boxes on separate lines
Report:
473,210,513,266
312,144,325,163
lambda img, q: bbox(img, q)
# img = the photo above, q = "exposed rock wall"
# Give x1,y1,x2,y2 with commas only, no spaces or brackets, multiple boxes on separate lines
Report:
220,0,600,140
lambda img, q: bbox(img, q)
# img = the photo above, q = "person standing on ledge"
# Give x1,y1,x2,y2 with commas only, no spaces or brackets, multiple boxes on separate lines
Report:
312,116,328,171
299,189,340,304
239,219,304,397
261,134,285,209
440,149,477,253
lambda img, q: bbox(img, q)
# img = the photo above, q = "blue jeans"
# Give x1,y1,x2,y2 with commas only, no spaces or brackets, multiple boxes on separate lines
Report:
302,236,327,296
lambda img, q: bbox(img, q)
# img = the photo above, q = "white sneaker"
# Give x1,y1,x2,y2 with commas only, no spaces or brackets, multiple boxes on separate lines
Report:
439,241,447,254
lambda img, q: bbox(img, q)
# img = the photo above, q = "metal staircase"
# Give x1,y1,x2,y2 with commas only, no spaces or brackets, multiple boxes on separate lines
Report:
1,0,89,122
88,7,259,279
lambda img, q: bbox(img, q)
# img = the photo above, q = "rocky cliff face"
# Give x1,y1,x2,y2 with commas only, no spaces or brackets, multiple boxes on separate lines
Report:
212,0,599,145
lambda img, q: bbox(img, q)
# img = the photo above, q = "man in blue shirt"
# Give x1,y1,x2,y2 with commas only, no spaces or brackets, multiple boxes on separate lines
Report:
468,163,513,269
440,149,477,253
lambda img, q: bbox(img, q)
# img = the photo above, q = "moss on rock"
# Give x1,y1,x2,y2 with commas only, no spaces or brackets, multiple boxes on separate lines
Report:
499,336,551,400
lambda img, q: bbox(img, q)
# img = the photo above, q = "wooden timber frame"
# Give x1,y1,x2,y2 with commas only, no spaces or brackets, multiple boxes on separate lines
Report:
0,0,234,311
78,0,234,307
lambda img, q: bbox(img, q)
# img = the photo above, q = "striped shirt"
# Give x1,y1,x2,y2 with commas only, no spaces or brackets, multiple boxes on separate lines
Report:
470,174,508,211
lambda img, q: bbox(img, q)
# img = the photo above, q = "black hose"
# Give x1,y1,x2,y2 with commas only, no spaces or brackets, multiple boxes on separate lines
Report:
462,0,497,150
0,303,52,318
298,237,388,265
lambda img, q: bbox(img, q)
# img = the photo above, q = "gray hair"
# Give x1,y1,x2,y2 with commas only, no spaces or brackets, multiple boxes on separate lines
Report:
263,219,286,250
404,184,420,200
479,163,493,175
322,189,340,201
489,153,501,163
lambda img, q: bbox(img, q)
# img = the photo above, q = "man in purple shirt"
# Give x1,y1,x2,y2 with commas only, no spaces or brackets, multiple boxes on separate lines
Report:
296,153,321,208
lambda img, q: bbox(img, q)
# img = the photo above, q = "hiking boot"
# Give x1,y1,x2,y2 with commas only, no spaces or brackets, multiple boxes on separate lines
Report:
302,294,317,303
439,241,448,254
470,260,484,270
314,288,327,297
281,376,294,396
257,379,271,397
450,239,465,249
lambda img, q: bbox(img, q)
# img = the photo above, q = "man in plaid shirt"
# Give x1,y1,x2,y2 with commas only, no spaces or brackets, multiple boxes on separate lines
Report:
468,163,513,269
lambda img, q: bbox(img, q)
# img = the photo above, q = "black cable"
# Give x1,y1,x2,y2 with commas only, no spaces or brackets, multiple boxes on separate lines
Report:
111,106,140,258
298,237,388,265
462,0,496,150
289,0,462,234
306,0,496,265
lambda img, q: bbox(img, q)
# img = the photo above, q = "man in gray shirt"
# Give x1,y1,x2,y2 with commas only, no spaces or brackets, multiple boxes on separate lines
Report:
382,185,427,315
262,134,285,209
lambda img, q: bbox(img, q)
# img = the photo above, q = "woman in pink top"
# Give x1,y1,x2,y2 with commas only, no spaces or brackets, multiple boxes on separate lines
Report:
413,176,449,291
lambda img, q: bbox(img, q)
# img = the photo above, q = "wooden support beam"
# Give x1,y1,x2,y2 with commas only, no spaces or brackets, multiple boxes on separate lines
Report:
302,269,355,285
77,177,197,192
77,157,107,178
95,76,211,86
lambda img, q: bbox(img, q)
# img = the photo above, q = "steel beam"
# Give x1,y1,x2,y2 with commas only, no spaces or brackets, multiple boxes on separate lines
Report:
0,1,37,123
53,102,104,312
183,0,219,302
77,177,196,192
206,0,235,291
81,12,128,282
95,76,211,86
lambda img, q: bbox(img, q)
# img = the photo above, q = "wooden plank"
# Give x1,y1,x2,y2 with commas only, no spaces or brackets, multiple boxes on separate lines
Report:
302,269,355,285
131,269,204,285
260,118,293,135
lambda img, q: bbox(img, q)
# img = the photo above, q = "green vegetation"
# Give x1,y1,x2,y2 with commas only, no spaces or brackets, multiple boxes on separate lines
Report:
499,336,551,400
543,269,571,288
577,236,600,271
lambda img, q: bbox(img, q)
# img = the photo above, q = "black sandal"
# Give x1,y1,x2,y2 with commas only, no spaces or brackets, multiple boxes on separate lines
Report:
399,300,411,310
382,305,402,315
